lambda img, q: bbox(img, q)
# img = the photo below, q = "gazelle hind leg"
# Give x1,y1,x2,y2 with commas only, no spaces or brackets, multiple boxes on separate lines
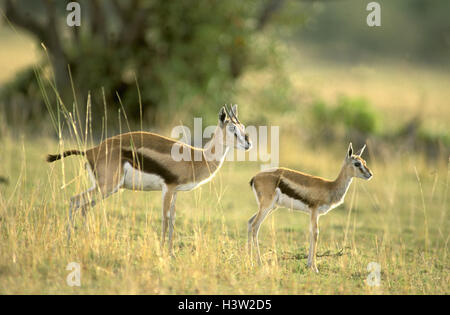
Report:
67,162,125,241
248,180,264,257
251,195,277,264
78,163,101,224
247,213,257,254
67,187,97,241
67,163,97,239
67,163,98,240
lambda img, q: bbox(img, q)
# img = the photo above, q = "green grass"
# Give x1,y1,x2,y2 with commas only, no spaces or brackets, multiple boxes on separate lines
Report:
0,134,448,294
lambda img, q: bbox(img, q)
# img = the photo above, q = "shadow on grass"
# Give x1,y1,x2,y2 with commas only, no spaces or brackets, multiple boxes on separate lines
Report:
276,246,351,260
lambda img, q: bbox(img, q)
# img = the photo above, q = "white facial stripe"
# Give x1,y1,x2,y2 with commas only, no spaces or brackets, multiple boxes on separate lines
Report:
235,126,244,141
360,166,367,176
364,165,372,177
357,162,371,177
229,122,246,147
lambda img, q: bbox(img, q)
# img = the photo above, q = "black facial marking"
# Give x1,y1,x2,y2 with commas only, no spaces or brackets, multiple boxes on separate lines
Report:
122,149,178,184
278,179,316,208
219,109,226,123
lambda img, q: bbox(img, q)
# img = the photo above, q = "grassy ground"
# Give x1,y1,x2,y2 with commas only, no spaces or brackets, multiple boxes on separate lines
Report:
0,132,448,294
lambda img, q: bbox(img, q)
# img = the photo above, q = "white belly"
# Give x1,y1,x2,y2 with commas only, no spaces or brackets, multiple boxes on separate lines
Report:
175,175,214,191
318,204,332,215
276,189,311,214
277,197,340,216
275,187,343,216
123,162,164,191
176,182,199,191
318,200,343,215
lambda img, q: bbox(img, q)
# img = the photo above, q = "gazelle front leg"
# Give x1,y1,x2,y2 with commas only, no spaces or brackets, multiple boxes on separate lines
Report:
160,185,175,254
167,192,177,256
307,208,320,273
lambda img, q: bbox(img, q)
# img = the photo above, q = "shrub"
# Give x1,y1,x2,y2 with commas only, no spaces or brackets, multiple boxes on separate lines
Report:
311,96,380,136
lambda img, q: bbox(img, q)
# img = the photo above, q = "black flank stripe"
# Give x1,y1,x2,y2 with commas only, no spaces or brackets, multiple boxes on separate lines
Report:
278,179,315,208
122,149,178,184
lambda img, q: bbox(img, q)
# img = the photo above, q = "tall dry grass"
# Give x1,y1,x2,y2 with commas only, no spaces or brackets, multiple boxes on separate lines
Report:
0,128,448,294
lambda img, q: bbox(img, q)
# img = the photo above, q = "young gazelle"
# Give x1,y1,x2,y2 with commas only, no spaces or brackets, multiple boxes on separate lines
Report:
247,143,372,272
47,105,251,254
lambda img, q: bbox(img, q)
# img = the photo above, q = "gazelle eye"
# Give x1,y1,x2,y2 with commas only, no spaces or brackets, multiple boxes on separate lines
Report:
229,125,236,131
354,162,361,167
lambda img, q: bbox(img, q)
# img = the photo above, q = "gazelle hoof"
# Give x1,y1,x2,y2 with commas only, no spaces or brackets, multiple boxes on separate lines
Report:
307,263,319,273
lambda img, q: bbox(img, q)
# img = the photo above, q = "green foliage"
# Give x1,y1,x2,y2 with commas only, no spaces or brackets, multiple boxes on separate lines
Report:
1,0,277,131
417,128,450,153
0,67,53,127
334,97,380,134
312,96,381,136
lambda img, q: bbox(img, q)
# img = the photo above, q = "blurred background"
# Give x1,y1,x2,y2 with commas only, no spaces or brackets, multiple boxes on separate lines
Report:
0,0,449,156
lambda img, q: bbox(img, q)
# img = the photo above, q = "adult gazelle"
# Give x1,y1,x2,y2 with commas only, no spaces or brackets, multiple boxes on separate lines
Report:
48,105,251,255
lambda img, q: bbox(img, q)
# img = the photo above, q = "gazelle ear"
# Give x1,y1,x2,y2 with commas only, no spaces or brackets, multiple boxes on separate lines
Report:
356,144,366,156
347,142,353,158
219,107,227,124
231,104,238,118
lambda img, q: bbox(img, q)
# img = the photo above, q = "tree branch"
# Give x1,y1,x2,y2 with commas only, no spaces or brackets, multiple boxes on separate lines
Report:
257,0,285,31
121,8,149,46
90,0,108,43
111,0,125,23
42,0,69,89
